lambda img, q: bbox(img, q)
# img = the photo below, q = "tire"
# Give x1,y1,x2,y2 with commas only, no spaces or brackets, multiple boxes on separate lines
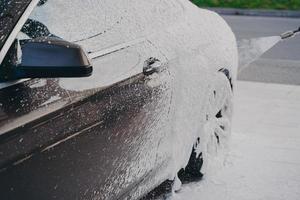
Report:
178,69,233,183
177,138,204,183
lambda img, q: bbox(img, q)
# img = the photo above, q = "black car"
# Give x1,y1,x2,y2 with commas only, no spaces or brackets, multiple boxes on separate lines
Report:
0,0,237,199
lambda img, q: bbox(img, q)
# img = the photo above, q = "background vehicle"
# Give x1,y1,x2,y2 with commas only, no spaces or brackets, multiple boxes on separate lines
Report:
0,0,237,199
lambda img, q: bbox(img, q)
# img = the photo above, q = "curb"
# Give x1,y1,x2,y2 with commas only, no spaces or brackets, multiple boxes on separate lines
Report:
206,8,300,18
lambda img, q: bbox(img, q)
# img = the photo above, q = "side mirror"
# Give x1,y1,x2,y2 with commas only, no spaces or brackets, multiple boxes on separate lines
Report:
0,37,93,82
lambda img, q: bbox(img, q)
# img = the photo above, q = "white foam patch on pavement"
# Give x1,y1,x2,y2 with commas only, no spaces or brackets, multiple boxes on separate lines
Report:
168,81,300,200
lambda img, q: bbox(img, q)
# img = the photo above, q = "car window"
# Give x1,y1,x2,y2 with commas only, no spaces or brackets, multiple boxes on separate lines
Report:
0,0,32,51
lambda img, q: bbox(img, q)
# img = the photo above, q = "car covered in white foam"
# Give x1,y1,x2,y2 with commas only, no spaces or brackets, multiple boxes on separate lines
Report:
0,0,237,199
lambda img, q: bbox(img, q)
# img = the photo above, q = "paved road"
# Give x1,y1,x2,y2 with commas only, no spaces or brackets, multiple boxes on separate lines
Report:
222,15,300,85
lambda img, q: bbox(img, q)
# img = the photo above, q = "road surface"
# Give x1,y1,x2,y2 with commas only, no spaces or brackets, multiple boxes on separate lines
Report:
223,15,300,85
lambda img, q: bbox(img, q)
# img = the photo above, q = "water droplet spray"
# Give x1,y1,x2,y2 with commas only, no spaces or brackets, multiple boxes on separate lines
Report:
238,27,300,73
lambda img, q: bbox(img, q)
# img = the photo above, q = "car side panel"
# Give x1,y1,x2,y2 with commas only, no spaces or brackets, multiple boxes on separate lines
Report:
0,71,172,200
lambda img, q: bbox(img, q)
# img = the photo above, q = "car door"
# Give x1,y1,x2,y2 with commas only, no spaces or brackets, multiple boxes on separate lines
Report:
0,1,173,199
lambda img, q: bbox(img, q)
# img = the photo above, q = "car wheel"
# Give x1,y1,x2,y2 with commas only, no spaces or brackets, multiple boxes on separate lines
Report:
177,137,204,183
178,69,233,183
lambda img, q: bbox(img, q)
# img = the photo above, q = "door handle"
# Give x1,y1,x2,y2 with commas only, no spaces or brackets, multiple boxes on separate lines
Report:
143,57,162,76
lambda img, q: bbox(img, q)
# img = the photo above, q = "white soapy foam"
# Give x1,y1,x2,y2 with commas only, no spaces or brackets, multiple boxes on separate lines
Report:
41,95,61,106
28,0,239,197
163,81,300,200
29,79,47,88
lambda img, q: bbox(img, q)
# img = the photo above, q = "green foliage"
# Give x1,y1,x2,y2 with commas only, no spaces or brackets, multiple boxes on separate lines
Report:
191,0,300,10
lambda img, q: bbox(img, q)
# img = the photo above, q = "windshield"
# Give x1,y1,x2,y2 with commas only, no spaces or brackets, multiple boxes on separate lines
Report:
0,0,32,51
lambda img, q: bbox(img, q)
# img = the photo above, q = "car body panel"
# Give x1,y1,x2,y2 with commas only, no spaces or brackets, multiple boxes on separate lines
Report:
0,72,173,199
0,0,238,199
